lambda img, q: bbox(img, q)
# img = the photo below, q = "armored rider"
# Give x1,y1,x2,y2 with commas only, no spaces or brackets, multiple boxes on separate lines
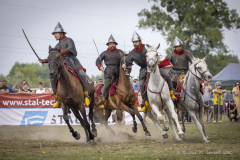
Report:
39,22,90,108
122,31,176,112
166,36,193,89
96,35,125,109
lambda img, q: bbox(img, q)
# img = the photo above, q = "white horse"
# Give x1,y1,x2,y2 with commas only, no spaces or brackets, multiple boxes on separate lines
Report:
145,44,185,141
176,57,212,143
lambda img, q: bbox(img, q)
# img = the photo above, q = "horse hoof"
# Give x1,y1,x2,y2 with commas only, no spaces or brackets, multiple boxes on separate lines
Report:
162,133,168,139
92,130,98,137
163,126,169,131
132,127,137,133
204,140,210,143
177,139,183,143
74,132,81,140
145,131,151,136
92,140,97,145
179,133,185,140
85,141,91,145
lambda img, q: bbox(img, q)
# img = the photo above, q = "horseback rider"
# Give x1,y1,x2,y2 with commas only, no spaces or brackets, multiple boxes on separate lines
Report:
96,35,126,109
167,36,209,108
39,22,90,108
166,36,193,89
122,31,176,112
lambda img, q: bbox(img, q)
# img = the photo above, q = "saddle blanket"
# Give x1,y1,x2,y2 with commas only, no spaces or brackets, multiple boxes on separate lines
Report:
96,79,118,96
55,63,87,87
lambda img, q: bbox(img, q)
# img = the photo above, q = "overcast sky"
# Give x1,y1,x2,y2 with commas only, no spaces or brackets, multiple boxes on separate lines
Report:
0,0,239,79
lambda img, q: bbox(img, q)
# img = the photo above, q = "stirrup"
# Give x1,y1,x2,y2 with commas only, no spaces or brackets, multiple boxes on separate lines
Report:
53,97,60,108
99,99,107,109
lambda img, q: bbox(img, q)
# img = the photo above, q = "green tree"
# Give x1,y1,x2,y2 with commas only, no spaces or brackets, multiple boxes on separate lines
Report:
91,72,104,82
6,62,50,89
138,0,240,75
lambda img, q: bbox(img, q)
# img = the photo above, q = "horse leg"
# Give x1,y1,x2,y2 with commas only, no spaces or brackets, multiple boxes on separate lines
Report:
166,100,185,138
188,110,210,143
150,103,169,131
147,111,168,139
78,105,95,142
62,107,81,140
164,108,182,142
199,103,210,141
103,108,116,136
125,103,151,136
181,112,186,133
88,100,98,137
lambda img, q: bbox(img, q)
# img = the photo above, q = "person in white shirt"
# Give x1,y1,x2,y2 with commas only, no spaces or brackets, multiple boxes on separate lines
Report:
36,82,45,94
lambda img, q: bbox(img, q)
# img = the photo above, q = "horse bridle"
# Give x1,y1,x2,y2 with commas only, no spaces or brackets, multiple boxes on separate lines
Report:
190,62,209,81
146,50,158,73
48,51,63,79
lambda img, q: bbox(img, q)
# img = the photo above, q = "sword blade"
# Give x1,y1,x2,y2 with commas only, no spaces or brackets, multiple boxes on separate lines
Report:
22,29,40,60
93,39,102,66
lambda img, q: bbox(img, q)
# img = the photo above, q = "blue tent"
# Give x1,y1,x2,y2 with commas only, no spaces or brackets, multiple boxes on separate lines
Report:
209,63,240,86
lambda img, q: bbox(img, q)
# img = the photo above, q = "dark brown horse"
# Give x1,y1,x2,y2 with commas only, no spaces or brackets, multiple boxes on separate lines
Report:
48,46,97,144
94,56,151,136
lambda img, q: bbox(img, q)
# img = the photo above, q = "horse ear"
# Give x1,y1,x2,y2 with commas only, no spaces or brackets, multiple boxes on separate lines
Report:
202,55,207,61
49,45,52,51
156,43,160,50
192,56,196,61
145,44,149,50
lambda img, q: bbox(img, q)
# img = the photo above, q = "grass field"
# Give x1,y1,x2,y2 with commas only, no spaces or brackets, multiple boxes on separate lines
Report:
0,123,239,160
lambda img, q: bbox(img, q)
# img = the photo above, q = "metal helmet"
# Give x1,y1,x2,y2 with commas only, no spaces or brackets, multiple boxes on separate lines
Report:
51,22,67,35
106,34,118,45
173,36,183,47
132,31,142,42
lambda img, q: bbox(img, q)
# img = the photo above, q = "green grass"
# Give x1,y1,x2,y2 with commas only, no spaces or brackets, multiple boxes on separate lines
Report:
0,123,239,159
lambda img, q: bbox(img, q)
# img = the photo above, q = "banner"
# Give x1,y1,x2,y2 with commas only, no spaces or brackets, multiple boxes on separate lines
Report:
0,94,143,126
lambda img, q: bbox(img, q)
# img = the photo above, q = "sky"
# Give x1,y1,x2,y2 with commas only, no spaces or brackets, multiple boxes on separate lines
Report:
0,0,240,79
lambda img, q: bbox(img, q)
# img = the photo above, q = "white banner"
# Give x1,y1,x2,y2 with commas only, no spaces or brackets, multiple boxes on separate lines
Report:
0,108,144,126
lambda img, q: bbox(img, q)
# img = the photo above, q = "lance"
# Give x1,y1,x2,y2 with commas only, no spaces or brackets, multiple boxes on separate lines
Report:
22,29,44,67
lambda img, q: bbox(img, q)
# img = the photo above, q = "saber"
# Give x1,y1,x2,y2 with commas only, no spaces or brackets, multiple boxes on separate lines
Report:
93,39,102,65
22,29,44,67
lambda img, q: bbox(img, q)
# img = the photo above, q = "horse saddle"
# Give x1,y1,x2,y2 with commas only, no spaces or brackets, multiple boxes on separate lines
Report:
96,79,119,96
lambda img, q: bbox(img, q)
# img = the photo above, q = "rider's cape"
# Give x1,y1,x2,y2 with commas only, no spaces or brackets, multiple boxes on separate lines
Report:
96,48,126,79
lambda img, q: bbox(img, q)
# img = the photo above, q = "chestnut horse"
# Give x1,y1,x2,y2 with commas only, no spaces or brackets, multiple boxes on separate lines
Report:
94,56,151,136
48,46,97,144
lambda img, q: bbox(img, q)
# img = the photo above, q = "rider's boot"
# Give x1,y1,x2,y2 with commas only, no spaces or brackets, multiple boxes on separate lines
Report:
53,95,60,108
84,91,90,106
170,90,177,101
139,101,151,112
99,99,107,109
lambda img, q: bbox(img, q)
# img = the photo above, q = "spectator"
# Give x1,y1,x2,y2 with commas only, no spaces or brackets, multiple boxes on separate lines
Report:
0,81,9,94
2,80,15,93
113,109,125,125
36,82,45,94
232,81,240,115
132,79,139,93
228,99,240,122
19,82,34,94
202,80,213,122
98,79,104,85
45,88,51,93
213,81,226,123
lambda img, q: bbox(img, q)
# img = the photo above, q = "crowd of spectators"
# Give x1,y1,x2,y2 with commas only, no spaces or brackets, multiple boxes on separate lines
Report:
0,80,53,94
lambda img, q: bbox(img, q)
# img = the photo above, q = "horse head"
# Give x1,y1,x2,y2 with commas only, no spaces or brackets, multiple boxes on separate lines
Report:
48,45,63,79
191,56,212,82
145,43,161,73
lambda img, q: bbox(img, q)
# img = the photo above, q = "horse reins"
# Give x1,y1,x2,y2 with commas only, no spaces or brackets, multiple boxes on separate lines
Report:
147,81,165,107
48,51,78,100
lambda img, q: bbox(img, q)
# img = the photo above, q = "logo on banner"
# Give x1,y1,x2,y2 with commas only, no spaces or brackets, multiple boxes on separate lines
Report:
20,111,48,125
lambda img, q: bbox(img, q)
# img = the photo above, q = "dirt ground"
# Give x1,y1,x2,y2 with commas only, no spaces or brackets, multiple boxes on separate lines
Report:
0,122,239,160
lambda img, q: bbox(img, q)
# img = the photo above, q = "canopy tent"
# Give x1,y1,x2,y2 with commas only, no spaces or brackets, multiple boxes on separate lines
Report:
209,63,240,87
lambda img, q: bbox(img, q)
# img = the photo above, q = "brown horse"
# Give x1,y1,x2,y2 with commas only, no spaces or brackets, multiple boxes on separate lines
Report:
48,46,97,144
94,56,151,136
